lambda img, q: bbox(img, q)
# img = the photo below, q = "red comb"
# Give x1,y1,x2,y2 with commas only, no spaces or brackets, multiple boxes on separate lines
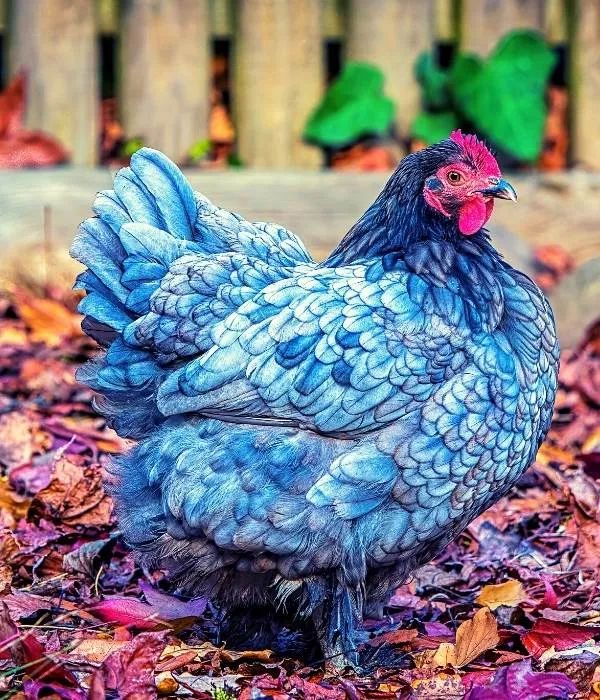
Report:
450,130,500,176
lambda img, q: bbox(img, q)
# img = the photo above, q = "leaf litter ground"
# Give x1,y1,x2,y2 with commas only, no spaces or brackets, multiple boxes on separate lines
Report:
0,289,599,699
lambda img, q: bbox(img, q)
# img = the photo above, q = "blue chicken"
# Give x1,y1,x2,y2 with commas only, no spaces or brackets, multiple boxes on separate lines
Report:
71,132,558,669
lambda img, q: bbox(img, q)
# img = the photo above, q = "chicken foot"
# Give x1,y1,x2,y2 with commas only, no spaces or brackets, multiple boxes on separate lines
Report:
310,578,363,671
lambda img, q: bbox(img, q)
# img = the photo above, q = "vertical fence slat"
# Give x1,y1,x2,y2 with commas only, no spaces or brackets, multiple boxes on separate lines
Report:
289,0,324,168
120,0,210,163
571,0,600,169
234,0,323,169
346,0,435,142
460,0,545,55
8,0,98,166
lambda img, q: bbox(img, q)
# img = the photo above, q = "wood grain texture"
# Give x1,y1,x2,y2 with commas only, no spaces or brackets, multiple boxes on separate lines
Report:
571,0,600,168
120,0,210,163
234,0,323,169
346,0,435,140
8,0,98,165
460,0,545,55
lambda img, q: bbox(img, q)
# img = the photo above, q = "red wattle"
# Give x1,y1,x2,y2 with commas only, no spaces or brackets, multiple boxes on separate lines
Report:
458,197,492,236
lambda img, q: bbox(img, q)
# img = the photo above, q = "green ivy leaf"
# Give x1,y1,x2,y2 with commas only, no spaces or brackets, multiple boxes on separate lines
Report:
304,62,396,148
450,30,556,161
411,111,459,145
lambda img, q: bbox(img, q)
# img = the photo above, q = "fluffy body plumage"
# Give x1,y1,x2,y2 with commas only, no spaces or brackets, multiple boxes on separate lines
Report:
71,137,558,667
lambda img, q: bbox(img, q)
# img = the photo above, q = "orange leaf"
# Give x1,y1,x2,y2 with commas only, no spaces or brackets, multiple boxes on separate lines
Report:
454,608,500,667
476,579,526,611
431,642,458,668
15,295,82,347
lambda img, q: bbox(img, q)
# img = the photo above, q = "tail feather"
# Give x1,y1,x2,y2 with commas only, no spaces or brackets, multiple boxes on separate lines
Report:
128,148,196,239
70,148,200,438
71,147,312,439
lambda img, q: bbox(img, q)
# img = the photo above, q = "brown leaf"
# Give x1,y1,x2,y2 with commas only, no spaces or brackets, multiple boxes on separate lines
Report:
31,457,113,528
454,608,500,667
69,638,128,664
0,563,12,594
410,672,465,698
369,628,419,647
0,411,51,470
476,579,526,611
219,647,275,663
544,650,599,694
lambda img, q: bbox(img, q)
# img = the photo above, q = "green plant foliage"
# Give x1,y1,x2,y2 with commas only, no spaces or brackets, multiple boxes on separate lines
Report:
450,30,556,161
411,30,556,161
188,138,212,163
411,111,459,145
211,688,236,700
227,153,244,167
304,62,396,148
120,137,144,158
415,52,451,111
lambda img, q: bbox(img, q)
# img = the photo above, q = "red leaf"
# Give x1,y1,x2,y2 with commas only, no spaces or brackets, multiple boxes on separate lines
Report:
89,597,163,630
90,632,167,700
0,603,78,686
0,73,25,137
522,618,598,658
537,577,559,610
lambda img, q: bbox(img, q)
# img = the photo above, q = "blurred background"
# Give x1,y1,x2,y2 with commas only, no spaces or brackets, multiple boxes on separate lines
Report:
0,0,598,344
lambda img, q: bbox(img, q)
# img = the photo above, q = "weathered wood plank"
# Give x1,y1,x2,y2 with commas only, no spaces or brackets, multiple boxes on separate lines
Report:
210,0,233,38
234,0,323,169
8,0,98,165
571,0,600,168
120,0,210,163
346,0,435,140
289,0,324,168
96,0,118,34
460,0,545,55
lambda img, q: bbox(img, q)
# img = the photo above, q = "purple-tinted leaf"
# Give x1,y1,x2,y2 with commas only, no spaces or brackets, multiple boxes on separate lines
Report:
139,580,208,620
424,621,454,637
464,659,577,700
23,679,86,700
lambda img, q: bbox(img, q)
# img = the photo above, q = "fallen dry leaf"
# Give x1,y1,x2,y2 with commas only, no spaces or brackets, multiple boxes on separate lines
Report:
89,632,167,699
69,637,128,664
0,411,50,470
0,289,599,695
15,294,81,347
476,579,526,610
454,608,500,667
522,618,598,658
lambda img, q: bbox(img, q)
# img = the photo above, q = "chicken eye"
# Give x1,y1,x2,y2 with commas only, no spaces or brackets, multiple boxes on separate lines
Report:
447,170,463,184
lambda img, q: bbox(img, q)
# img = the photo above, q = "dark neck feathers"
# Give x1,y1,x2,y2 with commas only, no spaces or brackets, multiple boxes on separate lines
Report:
325,141,497,267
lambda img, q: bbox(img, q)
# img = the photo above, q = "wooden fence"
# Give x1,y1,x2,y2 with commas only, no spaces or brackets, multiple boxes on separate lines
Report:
1,0,599,169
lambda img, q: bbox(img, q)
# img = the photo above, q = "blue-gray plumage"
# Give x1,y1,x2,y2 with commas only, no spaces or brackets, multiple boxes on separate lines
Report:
71,131,558,669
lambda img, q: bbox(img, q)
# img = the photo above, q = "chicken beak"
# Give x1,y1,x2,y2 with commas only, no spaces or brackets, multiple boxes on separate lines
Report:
479,179,518,202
